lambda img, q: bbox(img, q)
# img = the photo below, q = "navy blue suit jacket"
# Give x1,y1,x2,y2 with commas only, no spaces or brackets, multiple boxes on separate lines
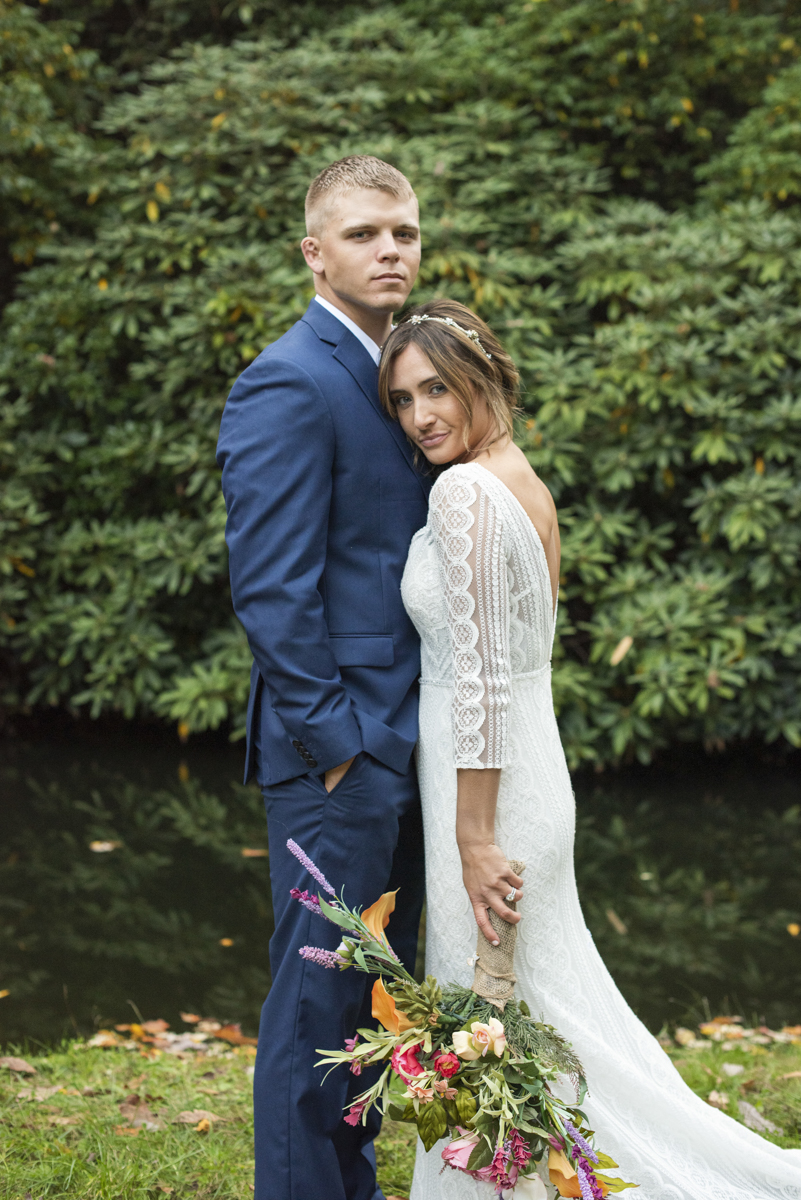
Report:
217,300,431,785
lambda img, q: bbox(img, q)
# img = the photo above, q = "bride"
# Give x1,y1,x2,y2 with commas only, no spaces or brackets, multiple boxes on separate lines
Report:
377,300,801,1200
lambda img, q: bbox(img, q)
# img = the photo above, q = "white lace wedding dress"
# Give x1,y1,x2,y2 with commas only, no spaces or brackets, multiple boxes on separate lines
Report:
400,462,801,1200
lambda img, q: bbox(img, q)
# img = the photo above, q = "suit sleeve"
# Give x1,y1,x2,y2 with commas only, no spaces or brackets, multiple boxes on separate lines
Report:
217,354,363,773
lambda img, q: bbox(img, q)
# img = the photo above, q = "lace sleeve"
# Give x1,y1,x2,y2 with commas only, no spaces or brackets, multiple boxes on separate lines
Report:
430,470,511,769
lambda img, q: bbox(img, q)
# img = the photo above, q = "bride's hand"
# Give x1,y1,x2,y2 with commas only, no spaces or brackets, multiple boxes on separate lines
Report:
458,840,523,946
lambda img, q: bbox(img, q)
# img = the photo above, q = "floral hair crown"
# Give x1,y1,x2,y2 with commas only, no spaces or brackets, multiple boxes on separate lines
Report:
407,313,492,360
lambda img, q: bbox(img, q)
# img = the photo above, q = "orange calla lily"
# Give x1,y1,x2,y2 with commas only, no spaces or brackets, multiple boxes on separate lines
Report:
361,890,397,946
549,1149,609,1198
371,978,415,1034
549,1150,582,1198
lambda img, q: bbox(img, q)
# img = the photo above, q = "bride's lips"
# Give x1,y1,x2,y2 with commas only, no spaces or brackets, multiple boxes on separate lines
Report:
418,431,449,448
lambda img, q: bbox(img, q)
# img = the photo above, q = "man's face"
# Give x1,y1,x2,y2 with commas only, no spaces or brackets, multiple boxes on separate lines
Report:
301,187,421,315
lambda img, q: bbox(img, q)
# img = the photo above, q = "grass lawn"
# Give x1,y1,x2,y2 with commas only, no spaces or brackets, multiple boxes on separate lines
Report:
1,1027,799,1199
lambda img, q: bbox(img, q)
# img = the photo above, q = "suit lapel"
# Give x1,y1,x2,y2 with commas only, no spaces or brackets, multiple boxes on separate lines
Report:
302,302,428,496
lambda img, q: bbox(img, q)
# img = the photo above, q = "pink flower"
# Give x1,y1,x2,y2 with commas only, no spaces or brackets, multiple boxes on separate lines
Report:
343,1101,365,1127
350,1060,363,1076
434,1052,461,1078
441,1131,480,1171
432,1079,457,1099
391,1041,424,1080
344,1036,359,1052
452,1017,506,1060
406,1083,435,1103
510,1129,533,1169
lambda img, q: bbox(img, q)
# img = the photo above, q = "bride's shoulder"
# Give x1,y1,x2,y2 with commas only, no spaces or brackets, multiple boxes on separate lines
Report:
430,462,485,496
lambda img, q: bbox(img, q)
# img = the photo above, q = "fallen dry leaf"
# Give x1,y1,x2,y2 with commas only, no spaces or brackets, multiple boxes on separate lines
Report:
196,1019,221,1033
738,1100,783,1135
240,847,268,858
89,840,122,853
18,1086,61,1102
114,1125,141,1137
721,1063,745,1077
605,907,628,936
780,1071,801,1080
127,1073,147,1088
118,1100,165,1130
0,1056,36,1074
707,1091,729,1109
195,1118,211,1134
173,1109,224,1125
0,989,9,999
141,1019,170,1035
87,1030,122,1048
48,1115,80,1127
180,1012,201,1024
214,1023,258,1047
156,1186,174,1195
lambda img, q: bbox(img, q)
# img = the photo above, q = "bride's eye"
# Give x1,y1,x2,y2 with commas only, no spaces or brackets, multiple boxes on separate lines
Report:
394,394,412,409
430,383,447,396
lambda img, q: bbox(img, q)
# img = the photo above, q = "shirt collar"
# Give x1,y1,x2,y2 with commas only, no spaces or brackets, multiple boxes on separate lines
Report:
313,294,382,366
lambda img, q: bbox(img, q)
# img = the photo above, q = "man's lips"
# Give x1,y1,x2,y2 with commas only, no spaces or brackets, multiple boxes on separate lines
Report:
373,272,405,282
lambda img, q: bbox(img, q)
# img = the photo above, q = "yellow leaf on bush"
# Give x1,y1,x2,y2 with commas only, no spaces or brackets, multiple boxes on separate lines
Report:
146,200,159,223
211,112,227,129
610,635,633,666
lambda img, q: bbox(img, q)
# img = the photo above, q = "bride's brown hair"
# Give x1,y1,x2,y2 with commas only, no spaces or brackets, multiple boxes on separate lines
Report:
378,299,520,442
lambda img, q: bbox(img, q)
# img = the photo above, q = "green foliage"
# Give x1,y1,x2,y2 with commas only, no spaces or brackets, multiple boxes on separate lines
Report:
699,59,801,206
0,1,103,281
2,0,801,766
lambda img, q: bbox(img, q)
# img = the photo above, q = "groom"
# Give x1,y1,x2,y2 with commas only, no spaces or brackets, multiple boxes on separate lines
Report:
217,157,430,1200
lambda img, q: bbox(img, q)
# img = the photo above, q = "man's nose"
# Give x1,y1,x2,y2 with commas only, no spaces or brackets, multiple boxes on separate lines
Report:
375,231,400,261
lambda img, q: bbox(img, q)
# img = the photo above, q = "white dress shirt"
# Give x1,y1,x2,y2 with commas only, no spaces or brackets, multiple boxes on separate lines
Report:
314,294,382,366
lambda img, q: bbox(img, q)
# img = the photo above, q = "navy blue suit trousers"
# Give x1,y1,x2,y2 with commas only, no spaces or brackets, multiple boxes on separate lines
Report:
256,752,424,1200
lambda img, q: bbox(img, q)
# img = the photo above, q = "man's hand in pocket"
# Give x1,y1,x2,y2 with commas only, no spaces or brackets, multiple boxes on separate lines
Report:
324,756,355,793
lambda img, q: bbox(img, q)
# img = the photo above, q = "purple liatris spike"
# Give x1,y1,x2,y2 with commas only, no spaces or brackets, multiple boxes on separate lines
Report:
287,839,336,896
565,1120,599,1165
298,946,344,969
577,1165,595,1200
290,887,322,914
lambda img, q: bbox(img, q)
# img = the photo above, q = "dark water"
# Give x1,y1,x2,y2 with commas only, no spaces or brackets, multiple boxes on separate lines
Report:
1,725,800,1047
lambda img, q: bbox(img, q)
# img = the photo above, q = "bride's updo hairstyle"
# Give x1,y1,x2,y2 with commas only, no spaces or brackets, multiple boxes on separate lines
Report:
378,299,520,443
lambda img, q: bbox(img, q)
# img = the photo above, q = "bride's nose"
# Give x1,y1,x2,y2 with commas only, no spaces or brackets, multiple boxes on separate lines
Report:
412,399,436,431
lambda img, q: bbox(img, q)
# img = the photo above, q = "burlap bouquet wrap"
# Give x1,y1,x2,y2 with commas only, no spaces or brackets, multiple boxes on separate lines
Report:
471,860,525,1011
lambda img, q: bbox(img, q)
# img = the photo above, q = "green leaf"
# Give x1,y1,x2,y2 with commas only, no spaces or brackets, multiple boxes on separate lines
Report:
417,1099,448,1153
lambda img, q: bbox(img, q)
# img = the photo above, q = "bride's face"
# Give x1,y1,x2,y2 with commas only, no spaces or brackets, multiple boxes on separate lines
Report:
388,342,494,464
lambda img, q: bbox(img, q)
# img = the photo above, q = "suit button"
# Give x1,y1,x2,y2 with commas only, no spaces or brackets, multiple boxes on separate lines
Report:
308,759,317,769
292,740,301,748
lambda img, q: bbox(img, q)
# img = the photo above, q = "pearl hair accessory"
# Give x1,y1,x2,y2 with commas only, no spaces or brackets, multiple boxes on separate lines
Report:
408,313,492,360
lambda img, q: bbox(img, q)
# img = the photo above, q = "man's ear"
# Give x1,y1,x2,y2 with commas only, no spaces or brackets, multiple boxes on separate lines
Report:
301,235,324,276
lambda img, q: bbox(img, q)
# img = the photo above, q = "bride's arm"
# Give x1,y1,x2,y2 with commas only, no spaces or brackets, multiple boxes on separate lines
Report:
429,472,522,945
456,767,523,945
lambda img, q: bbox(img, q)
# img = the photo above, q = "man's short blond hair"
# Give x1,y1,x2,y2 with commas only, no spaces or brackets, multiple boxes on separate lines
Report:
305,155,416,235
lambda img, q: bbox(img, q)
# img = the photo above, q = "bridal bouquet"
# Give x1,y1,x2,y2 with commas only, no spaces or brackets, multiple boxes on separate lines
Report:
287,840,636,1199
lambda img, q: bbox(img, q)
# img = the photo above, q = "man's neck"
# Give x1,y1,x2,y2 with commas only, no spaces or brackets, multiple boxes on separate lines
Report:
314,282,392,346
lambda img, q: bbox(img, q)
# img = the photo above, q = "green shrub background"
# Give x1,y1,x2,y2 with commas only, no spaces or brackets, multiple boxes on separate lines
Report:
2,0,800,767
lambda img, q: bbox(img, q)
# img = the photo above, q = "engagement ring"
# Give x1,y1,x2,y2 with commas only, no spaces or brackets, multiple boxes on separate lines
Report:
505,888,517,902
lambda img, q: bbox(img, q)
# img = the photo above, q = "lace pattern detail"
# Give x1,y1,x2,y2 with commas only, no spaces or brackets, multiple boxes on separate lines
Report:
429,472,512,768
400,462,801,1200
